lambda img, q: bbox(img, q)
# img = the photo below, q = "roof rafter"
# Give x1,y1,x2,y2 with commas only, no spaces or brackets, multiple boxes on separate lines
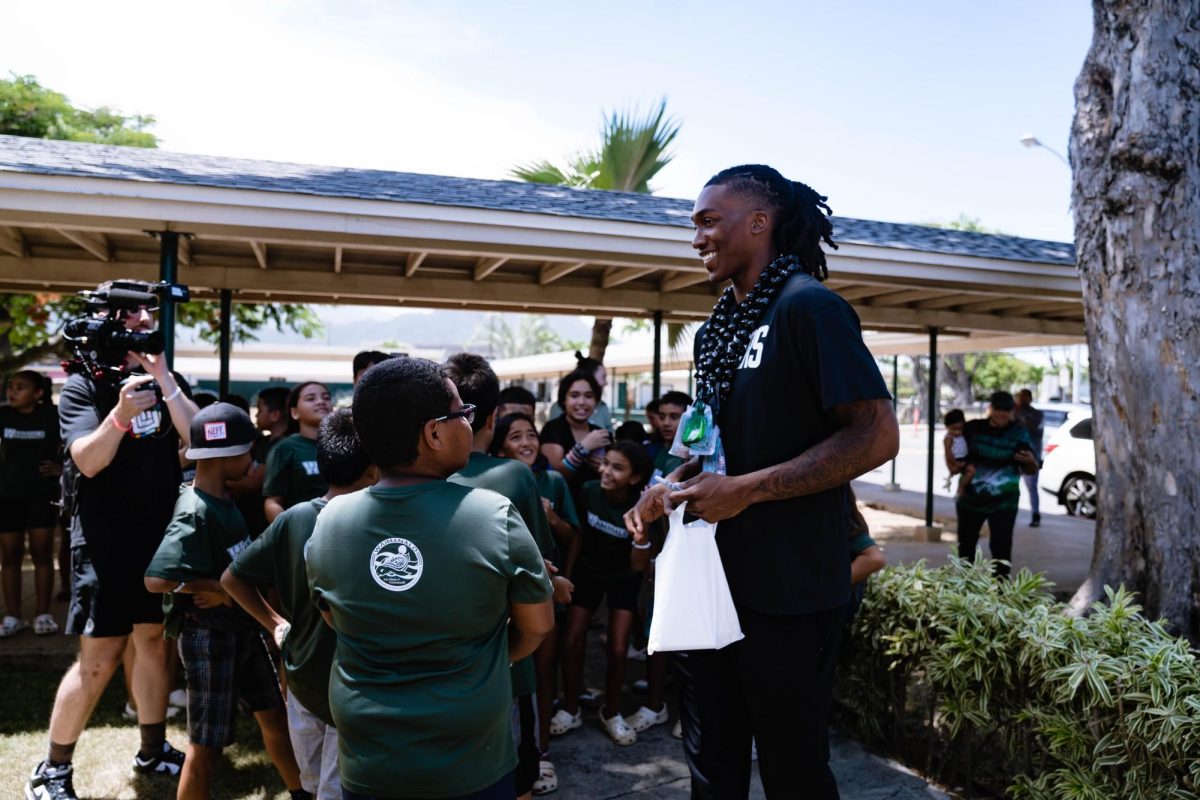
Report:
405,251,427,277
601,266,655,289
250,240,268,269
538,261,586,285
57,229,111,261
473,256,509,281
0,225,27,258
661,272,709,292
334,246,343,274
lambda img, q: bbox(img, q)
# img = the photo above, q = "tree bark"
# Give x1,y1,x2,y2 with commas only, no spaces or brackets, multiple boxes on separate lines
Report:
588,318,613,363
942,354,975,407
1069,0,1200,640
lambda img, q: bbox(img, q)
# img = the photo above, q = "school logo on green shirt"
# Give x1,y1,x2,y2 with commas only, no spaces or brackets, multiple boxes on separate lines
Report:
370,537,423,591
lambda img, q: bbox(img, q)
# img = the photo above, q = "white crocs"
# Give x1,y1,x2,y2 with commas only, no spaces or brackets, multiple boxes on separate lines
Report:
548,708,581,736
626,704,669,732
33,614,58,635
532,759,557,795
0,615,28,638
600,711,637,746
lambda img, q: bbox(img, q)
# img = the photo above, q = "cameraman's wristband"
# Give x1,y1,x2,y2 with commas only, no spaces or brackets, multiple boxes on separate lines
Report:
111,415,131,432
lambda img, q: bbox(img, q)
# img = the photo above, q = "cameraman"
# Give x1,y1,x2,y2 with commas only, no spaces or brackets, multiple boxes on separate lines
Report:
27,284,199,800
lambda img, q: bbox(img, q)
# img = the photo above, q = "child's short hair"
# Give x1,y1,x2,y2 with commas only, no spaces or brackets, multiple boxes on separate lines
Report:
256,386,290,416
498,385,536,410
352,350,391,378
658,390,693,409
614,421,647,444
645,399,660,416
609,441,653,492
221,393,250,414
442,353,497,434
943,409,966,426
317,408,372,487
353,358,452,469
556,370,602,408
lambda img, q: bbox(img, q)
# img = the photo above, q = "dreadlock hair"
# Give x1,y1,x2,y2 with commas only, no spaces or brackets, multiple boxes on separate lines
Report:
704,164,836,281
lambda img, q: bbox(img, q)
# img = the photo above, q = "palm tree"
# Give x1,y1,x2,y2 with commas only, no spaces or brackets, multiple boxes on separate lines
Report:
512,100,680,362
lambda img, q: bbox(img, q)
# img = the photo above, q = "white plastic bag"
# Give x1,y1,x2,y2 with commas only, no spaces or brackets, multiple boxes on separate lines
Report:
647,503,744,654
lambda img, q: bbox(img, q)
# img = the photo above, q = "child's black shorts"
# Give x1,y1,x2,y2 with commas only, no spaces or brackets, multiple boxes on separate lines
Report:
0,493,58,532
569,568,642,612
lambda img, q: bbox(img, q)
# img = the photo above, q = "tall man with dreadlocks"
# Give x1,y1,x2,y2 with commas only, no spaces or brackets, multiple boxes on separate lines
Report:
626,165,898,799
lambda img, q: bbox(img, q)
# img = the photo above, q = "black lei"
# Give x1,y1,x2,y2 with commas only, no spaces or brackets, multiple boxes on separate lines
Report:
693,254,801,414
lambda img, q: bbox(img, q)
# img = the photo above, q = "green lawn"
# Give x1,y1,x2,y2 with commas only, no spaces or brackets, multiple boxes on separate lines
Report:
1,669,293,799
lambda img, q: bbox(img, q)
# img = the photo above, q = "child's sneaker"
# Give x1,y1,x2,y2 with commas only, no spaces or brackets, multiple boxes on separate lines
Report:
168,688,188,709
123,703,180,722
33,614,58,636
131,742,185,776
600,712,637,746
626,704,669,732
548,708,581,736
1,615,29,638
25,760,78,799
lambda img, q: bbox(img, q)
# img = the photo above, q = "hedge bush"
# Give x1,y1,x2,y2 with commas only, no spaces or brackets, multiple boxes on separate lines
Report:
836,557,1200,799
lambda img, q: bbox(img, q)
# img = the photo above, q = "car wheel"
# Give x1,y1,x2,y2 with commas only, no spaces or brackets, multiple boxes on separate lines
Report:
1063,475,1098,519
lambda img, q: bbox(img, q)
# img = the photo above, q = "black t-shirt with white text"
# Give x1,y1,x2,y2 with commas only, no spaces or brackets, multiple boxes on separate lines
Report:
59,372,189,548
698,272,890,615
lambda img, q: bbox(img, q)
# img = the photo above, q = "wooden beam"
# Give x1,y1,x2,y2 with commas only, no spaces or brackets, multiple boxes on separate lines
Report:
661,272,709,292
953,297,1033,314
0,226,27,258
57,229,111,262
473,256,509,281
250,241,268,269
863,289,956,307
601,267,655,289
405,251,427,277
334,246,343,274
178,236,192,266
538,261,586,286
836,285,895,301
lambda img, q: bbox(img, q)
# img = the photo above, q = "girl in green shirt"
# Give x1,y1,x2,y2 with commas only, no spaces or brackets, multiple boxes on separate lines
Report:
263,381,331,523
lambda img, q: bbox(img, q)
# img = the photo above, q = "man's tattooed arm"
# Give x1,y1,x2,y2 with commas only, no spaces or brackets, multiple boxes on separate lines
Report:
743,398,899,504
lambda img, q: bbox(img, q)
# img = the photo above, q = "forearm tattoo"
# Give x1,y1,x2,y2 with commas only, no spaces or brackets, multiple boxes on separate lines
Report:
753,399,887,501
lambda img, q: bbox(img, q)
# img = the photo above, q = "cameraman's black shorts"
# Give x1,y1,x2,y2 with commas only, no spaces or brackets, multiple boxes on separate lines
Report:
0,493,59,532
67,543,164,637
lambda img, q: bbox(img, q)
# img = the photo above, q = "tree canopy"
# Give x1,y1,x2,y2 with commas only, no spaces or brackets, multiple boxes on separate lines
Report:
0,73,322,374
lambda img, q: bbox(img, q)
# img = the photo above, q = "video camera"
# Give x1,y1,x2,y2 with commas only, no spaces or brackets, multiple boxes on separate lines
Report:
63,280,190,384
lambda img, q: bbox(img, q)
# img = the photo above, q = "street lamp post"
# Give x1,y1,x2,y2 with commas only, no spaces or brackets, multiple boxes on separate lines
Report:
1019,134,1070,169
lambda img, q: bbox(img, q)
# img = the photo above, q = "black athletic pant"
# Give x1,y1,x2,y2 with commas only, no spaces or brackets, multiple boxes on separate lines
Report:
674,604,844,800
955,504,1018,577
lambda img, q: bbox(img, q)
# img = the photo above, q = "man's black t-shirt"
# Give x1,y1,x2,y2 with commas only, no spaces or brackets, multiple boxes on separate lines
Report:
59,372,189,548
699,272,890,615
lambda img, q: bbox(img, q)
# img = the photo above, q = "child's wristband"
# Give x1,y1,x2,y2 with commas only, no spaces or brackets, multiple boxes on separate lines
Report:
632,540,653,550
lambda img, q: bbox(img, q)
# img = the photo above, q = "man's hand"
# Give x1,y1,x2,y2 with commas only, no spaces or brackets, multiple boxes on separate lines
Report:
1013,449,1038,473
131,351,170,383
668,472,752,523
624,483,671,542
115,373,160,426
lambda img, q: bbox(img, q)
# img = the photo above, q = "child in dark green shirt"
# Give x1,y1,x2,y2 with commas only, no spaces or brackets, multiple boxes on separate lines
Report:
224,408,377,800
144,403,306,800
263,381,331,523
305,357,554,800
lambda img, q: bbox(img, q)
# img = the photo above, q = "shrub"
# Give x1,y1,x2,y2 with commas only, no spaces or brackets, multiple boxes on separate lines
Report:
837,557,1200,799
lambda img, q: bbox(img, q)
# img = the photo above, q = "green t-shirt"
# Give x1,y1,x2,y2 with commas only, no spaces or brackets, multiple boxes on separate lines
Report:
305,481,552,798
230,497,335,725
263,434,327,511
534,468,578,528
653,445,685,481
0,404,60,499
579,480,642,583
957,419,1033,514
450,451,554,697
145,487,255,631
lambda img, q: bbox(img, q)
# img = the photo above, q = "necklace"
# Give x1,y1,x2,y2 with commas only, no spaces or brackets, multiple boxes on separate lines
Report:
693,254,801,414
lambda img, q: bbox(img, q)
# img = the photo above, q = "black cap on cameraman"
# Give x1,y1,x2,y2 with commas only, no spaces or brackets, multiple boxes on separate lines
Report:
185,402,258,460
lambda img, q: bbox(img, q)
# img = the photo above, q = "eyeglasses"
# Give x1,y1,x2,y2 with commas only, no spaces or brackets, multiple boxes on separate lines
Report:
431,404,476,425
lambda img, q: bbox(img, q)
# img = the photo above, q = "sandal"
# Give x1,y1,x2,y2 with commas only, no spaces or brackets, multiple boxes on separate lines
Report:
600,712,637,746
33,614,58,636
532,759,557,795
626,704,669,732
548,709,581,736
0,616,28,638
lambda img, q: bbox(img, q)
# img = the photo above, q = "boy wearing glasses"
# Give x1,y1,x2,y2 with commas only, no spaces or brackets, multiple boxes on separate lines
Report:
305,358,554,800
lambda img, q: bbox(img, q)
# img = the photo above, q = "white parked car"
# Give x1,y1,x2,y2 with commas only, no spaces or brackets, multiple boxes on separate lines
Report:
1038,410,1097,518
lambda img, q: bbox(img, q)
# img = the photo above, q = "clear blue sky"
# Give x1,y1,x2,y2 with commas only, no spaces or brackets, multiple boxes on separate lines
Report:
5,0,1091,241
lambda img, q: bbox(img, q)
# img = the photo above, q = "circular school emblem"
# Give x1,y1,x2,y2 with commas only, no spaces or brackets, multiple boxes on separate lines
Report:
370,538,423,592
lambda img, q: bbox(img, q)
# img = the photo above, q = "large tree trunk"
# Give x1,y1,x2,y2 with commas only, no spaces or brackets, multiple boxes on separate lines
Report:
588,318,613,362
941,354,975,407
1068,0,1200,640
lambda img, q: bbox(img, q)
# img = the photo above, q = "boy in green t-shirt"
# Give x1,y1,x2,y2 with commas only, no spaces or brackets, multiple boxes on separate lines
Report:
144,403,306,800
305,357,554,800
223,408,376,800
650,390,692,480
444,353,573,799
